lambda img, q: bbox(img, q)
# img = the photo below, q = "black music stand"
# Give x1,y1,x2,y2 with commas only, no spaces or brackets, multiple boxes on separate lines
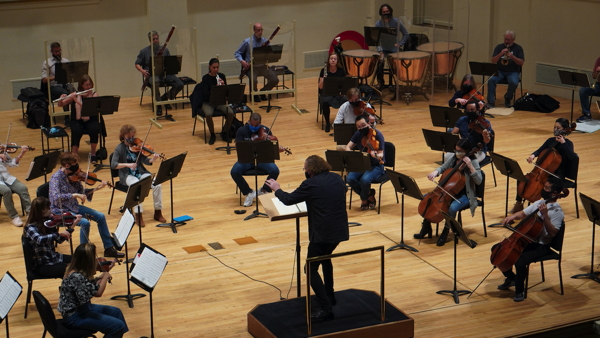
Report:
0,271,22,338
110,209,145,308
236,140,279,221
422,129,460,164
25,151,60,183
469,62,497,97
81,95,120,172
130,244,168,338
153,55,183,122
437,211,477,304
488,153,526,227
558,70,591,123
210,84,246,154
364,27,397,51
122,174,153,247
253,44,283,112
386,170,423,252
571,193,600,283
155,152,188,233
332,123,357,145
54,61,90,86
429,105,463,131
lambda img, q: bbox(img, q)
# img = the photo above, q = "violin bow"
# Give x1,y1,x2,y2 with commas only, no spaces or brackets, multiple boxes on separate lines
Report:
267,108,282,134
430,180,461,203
135,124,153,168
465,72,497,103
3,123,11,161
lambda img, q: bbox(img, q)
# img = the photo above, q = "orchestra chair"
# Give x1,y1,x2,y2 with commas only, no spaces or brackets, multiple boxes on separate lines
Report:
107,153,128,215
562,154,579,218
40,126,70,155
269,65,294,98
139,76,169,113
437,171,487,237
348,142,398,214
478,136,497,187
33,290,97,338
0,192,26,216
37,182,50,199
524,222,565,299
317,78,322,126
22,236,61,319
177,76,197,109
237,168,269,206
494,66,523,106
191,108,226,144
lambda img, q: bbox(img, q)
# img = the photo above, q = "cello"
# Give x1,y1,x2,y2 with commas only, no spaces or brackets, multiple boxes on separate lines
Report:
516,123,576,203
418,143,481,223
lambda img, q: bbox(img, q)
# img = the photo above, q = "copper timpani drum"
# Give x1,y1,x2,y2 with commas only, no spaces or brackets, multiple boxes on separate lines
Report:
387,51,431,104
342,49,380,80
417,41,464,76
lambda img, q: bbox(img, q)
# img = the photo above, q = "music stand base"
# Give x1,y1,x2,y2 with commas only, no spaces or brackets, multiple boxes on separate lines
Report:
348,222,362,227
156,221,186,233
93,163,110,173
244,210,268,221
436,289,471,304
215,144,235,155
259,105,282,112
571,272,600,284
110,293,146,308
387,242,418,253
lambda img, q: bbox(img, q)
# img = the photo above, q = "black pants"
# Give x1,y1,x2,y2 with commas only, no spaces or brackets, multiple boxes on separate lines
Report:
307,241,339,311
34,255,72,278
71,118,101,147
501,243,552,294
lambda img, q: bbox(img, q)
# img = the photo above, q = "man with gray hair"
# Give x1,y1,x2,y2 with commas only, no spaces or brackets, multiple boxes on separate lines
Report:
135,30,183,116
487,30,525,108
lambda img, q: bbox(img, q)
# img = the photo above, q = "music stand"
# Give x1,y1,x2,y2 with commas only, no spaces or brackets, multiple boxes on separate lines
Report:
469,61,497,97
385,170,423,252
153,55,183,122
54,61,90,86
253,44,283,112
25,151,60,183
236,140,279,221
0,271,22,338
571,193,600,283
122,174,153,247
422,129,460,164
558,70,591,122
332,123,357,145
110,209,145,307
210,84,246,154
488,153,526,227
437,211,477,304
429,105,463,131
81,95,120,172
155,152,188,233
130,244,168,338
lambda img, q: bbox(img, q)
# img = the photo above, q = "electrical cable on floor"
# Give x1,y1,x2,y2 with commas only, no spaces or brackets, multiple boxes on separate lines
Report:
285,246,297,300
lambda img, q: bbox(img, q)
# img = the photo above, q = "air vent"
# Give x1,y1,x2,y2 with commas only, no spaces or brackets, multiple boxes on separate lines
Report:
536,62,593,88
304,50,329,69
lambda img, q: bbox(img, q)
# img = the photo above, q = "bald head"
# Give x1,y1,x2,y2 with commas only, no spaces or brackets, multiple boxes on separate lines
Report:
253,23,263,39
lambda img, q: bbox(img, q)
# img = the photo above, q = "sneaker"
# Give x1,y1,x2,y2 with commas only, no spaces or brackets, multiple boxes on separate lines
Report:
497,278,515,290
513,292,525,302
508,201,523,214
11,216,23,227
577,114,591,122
244,190,256,207
257,189,267,196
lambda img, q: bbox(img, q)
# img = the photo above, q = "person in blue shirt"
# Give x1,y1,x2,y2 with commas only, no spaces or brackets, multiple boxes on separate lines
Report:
375,3,409,89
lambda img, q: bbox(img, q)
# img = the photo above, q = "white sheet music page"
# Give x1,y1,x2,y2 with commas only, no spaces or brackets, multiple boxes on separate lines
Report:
114,209,135,248
131,247,167,289
0,272,22,319
271,197,307,215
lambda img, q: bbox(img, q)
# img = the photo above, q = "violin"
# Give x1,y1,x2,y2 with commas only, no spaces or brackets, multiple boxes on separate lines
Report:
517,123,576,203
353,101,383,125
68,169,114,189
44,212,78,230
462,88,485,103
129,138,166,160
96,257,121,273
418,143,481,223
490,189,569,272
360,127,384,165
0,143,35,153
251,126,292,155
468,114,492,134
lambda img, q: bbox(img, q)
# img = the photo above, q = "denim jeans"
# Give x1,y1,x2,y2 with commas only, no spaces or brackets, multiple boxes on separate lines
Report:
77,205,113,249
448,194,470,219
487,70,520,105
230,162,279,196
579,83,600,115
64,302,128,338
346,165,385,201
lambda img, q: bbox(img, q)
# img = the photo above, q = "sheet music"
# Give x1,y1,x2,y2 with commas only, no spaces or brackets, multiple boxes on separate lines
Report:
0,273,22,319
114,209,135,248
26,160,35,180
131,247,167,289
272,197,307,215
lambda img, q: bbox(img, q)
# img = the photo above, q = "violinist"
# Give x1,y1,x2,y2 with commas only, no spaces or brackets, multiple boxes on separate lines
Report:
509,118,576,214
49,152,124,258
0,144,31,227
111,124,166,227
319,53,347,133
58,243,129,338
497,177,564,302
448,74,485,110
231,112,281,207
345,115,385,211
448,101,493,162
23,197,81,278
414,138,482,246
333,88,375,125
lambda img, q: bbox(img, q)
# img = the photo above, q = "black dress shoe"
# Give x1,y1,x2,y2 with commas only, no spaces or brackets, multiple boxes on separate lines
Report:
156,106,163,116
208,133,216,145
325,124,331,133
311,309,334,321
104,247,125,258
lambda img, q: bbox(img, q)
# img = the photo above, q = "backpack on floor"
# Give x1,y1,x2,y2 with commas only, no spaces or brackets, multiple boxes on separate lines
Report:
26,98,50,129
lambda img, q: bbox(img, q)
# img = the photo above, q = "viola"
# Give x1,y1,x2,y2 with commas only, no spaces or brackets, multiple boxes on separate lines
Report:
490,189,569,272
96,257,121,273
129,138,166,160
462,88,485,103
352,101,383,125
251,126,292,155
418,143,481,223
68,169,114,189
0,143,35,153
468,114,491,134
360,127,384,165
44,212,78,229
517,123,576,203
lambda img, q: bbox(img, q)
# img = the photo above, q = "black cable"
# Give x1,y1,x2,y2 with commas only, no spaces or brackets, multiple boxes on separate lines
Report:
203,250,285,300
285,247,297,300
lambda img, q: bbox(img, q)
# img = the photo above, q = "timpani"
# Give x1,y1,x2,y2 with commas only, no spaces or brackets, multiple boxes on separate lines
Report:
417,41,464,89
387,51,431,104
342,49,380,83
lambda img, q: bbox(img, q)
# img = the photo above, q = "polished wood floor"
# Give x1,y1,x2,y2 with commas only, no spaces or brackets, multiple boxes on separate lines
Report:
2,78,600,337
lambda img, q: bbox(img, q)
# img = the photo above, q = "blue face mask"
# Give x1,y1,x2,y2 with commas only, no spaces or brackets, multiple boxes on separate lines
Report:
249,125,260,133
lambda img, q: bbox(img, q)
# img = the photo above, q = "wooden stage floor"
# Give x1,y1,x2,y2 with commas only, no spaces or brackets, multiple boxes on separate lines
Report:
2,78,600,337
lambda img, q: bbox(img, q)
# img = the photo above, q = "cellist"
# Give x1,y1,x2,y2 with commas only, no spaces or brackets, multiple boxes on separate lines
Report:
496,177,564,302
414,138,483,246
509,118,577,214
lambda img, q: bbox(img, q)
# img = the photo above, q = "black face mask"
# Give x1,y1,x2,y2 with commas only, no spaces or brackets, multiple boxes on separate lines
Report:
462,85,473,93
382,14,392,19
467,111,478,121
359,127,370,136
350,101,361,107
541,190,554,200
67,163,79,175
305,172,311,180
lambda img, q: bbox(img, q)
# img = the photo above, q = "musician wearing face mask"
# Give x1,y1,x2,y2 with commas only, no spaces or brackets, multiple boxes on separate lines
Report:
345,115,385,211
577,56,600,122
449,74,486,110
488,30,524,108
333,88,374,125
448,102,493,163
41,42,71,101
375,3,409,89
